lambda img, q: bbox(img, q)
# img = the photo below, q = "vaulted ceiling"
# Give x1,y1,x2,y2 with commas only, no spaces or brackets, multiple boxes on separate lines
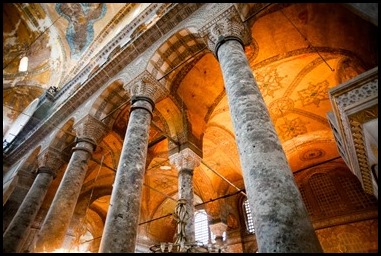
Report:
3,3,378,248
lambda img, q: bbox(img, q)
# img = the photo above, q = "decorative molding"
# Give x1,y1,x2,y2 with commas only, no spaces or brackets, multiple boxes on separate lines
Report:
328,66,378,195
348,104,378,195
201,6,251,54
124,70,169,103
37,146,65,173
73,114,109,145
169,148,201,170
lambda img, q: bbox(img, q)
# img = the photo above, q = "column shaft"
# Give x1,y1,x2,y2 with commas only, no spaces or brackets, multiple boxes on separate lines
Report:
178,168,195,242
3,172,54,253
99,100,152,253
33,141,93,252
217,39,322,252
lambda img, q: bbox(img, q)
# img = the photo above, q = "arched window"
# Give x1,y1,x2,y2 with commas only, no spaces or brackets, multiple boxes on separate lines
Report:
194,209,209,244
243,199,255,234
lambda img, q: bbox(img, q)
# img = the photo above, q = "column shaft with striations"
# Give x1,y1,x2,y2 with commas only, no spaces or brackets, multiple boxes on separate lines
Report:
99,71,167,253
33,115,108,253
205,9,323,253
3,147,64,253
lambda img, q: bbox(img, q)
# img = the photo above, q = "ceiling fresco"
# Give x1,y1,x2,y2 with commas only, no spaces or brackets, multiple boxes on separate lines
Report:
56,3,107,59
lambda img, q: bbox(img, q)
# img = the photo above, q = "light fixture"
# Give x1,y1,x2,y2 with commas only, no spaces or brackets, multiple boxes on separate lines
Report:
160,165,171,170
149,198,225,253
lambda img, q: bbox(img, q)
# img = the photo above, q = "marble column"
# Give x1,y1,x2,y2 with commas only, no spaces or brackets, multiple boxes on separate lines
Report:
3,147,64,253
169,148,201,244
206,10,323,253
99,71,167,253
33,115,108,252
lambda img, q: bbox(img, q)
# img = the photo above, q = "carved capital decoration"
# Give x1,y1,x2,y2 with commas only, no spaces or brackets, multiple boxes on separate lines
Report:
209,221,228,237
201,6,251,55
37,147,65,176
169,148,201,171
73,114,109,145
123,70,168,104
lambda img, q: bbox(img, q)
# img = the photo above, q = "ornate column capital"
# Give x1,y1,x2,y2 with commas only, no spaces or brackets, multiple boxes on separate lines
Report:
209,221,228,237
202,6,251,57
169,148,201,171
37,147,65,178
123,70,168,105
73,114,109,145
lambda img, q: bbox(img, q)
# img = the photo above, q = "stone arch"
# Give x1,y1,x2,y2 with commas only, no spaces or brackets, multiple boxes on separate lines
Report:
146,27,207,91
48,118,76,155
89,77,129,125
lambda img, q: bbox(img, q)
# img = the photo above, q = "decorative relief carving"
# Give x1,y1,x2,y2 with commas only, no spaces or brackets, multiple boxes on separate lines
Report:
123,70,169,103
348,105,378,195
201,6,251,54
73,114,109,144
336,79,378,109
169,148,201,170
331,71,378,195
37,147,65,172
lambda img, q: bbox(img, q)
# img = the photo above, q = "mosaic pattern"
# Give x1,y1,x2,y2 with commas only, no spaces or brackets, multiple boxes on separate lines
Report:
255,67,287,98
278,117,307,141
298,80,329,107
56,3,107,59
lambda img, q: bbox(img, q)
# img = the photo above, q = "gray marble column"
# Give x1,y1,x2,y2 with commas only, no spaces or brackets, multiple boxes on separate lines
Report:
33,115,108,253
99,71,167,253
169,148,201,244
206,10,323,253
3,147,64,253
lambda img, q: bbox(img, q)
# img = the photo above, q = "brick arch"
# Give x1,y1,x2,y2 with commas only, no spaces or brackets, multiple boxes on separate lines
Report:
89,78,129,125
48,118,76,154
146,27,207,90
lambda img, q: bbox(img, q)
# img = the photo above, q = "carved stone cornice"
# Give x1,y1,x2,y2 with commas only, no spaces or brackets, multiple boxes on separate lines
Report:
37,147,65,175
73,114,109,145
169,148,201,170
200,6,251,55
123,70,168,103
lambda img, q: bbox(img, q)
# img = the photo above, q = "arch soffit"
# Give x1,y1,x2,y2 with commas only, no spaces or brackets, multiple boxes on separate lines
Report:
89,77,129,125
47,118,76,153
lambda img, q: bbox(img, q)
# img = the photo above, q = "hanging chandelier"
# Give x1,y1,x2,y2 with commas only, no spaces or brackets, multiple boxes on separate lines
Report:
149,198,225,253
